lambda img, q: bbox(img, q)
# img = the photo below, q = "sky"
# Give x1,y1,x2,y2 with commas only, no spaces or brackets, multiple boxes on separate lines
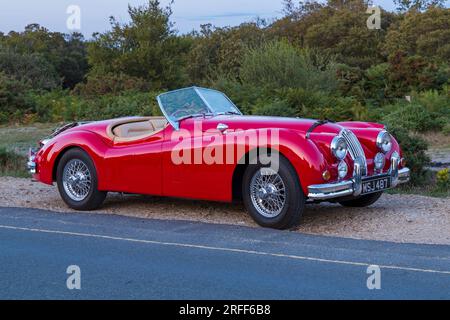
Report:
0,0,446,37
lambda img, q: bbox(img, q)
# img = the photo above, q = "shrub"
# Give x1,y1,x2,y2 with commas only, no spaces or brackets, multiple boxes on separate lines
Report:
436,168,450,191
252,99,297,117
415,89,450,119
212,77,269,115
239,41,339,93
388,126,430,185
30,90,161,122
382,101,446,132
284,88,366,121
382,90,450,134
0,72,35,123
73,72,151,97
0,147,28,177
442,123,450,136
0,49,60,90
362,63,390,107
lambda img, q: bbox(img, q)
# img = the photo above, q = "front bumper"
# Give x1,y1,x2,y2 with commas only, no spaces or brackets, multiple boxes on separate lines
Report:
308,153,410,201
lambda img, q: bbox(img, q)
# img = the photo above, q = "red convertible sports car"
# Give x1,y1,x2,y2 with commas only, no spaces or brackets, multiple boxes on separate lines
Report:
28,87,410,229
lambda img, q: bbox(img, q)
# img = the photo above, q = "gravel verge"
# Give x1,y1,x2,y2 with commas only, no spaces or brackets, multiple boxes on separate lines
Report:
0,177,449,245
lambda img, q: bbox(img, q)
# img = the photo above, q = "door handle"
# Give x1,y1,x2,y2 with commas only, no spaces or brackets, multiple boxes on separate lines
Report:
217,123,229,134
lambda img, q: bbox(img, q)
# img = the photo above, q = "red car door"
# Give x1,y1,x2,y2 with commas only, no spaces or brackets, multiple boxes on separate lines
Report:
105,131,164,196
161,119,234,202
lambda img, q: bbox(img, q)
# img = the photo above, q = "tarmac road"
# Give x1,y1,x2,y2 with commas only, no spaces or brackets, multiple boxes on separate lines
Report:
0,207,449,300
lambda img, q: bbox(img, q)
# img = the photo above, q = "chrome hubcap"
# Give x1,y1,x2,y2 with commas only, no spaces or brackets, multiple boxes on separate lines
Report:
62,159,92,201
250,168,286,218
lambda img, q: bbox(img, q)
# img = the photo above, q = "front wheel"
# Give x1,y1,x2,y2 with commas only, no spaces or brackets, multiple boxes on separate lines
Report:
242,156,305,230
338,192,383,208
56,148,107,211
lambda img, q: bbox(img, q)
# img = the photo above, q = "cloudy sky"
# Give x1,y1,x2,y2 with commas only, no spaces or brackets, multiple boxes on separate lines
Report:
0,0,447,37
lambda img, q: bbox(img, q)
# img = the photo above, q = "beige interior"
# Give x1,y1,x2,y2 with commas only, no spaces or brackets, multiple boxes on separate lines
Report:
107,117,168,143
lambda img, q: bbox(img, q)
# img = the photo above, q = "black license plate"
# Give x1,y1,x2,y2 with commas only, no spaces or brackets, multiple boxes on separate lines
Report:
361,176,391,195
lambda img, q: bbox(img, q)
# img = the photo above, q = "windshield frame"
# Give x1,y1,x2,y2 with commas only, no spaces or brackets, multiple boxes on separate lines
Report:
157,86,242,130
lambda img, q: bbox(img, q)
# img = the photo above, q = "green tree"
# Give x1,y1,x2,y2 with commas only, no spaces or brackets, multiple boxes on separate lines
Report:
383,7,450,62
187,22,266,84
0,72,35,122
270,0,397,69
0,24,88,89
394,0,445,11
0,49,60,90
87,0,190,90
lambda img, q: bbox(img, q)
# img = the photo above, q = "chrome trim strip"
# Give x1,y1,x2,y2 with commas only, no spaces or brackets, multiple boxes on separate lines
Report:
353,157,363,197
308,180,354,195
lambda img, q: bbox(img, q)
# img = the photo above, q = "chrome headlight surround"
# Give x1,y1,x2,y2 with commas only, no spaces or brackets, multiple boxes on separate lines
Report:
331,136,348,160
376,130,392,154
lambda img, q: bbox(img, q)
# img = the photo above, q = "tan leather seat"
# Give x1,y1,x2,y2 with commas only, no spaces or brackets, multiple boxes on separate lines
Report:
113,121,154,138
108,117,168,142
152,119,168,131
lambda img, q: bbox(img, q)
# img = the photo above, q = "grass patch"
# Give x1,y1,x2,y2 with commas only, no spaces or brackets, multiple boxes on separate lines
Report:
0,123,55,178
0,147,29,178
387,170,450,198
0,122,56,156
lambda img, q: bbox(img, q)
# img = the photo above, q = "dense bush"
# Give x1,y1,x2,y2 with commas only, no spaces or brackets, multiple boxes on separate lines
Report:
0,72,35,123
388,126,430,185
239,41,339,93
382,89,450,132
0,147,27,177
0,25,88,89
0,50,60,90
30,90,160,122
436,169,450,191
73,72,151,97
383,7,450,62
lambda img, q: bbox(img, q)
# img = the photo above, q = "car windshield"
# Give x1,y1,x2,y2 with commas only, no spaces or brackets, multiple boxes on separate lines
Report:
157,87,241,129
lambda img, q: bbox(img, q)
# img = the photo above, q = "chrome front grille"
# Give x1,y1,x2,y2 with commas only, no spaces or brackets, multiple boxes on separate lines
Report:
341,129,368,176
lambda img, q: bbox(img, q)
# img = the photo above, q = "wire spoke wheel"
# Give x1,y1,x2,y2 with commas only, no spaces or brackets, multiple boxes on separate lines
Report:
62,159,92,202
249,168,286,218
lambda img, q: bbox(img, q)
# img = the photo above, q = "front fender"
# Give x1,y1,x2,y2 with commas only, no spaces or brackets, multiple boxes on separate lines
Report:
35,130,110,190
236,128,329,196
274,129,329,195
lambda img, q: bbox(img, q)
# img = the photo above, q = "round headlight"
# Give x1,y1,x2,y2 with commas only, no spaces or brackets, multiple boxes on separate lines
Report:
374,153,385,170
338,161,348,179
376,130,392,154
331,136,348,160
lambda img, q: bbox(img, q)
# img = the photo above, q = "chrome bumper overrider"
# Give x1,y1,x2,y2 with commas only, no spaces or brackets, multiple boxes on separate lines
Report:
308,153,410,200
27,148,37,174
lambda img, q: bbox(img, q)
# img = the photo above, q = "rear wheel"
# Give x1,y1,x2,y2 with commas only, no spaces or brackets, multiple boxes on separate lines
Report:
56,148,107,211
242,155,305,230
338,192,383,208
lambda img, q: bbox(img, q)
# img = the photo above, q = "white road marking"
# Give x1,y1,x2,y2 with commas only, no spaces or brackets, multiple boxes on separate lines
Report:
1,224,449,275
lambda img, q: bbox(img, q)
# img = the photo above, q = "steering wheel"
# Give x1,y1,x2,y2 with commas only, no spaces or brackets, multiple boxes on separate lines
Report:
171,103,200,119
